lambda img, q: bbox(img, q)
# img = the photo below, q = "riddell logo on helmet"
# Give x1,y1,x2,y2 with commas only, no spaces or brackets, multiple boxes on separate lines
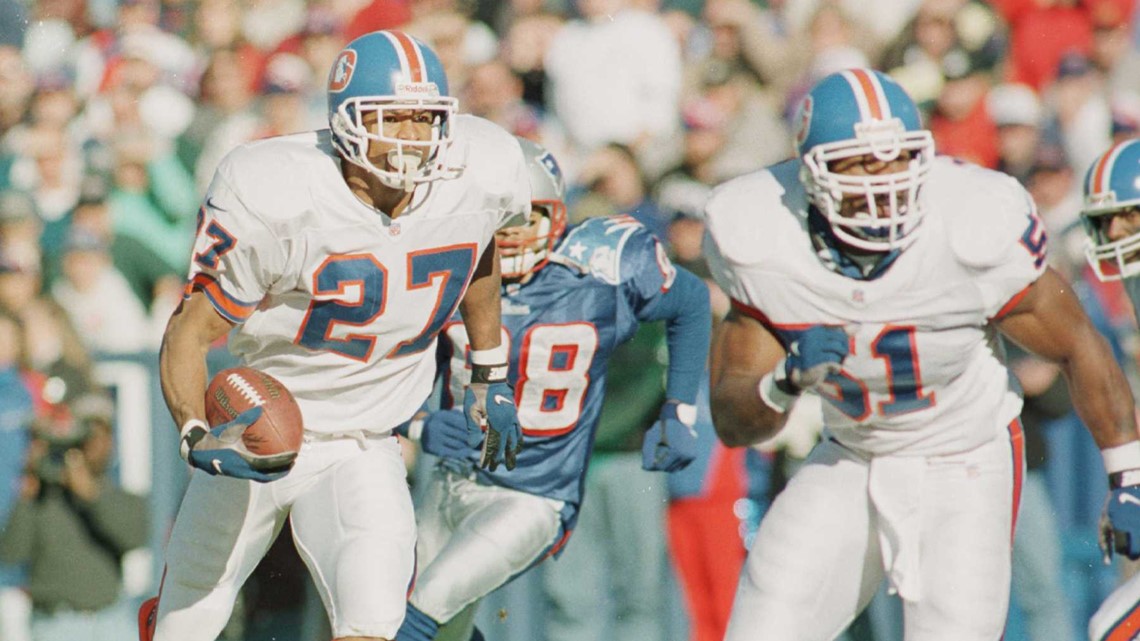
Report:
395,82,440,97
328,50,357,93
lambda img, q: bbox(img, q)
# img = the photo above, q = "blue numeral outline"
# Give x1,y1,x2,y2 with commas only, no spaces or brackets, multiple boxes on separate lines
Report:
295,245,476,361
1019,207,1047,269
785,326,934,421
871,325,936,416
295,254,388,361
390,244,477,357
193,219,237,270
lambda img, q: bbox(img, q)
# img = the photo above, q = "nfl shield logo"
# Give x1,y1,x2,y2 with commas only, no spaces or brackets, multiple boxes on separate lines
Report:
852,289,864,304
389,223,401,237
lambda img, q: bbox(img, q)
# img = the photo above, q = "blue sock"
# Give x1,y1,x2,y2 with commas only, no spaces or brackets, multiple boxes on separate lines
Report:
396,604,440,641
469,626,486,641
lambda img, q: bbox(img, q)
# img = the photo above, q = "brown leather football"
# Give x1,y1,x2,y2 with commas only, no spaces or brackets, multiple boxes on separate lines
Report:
204,367,303,455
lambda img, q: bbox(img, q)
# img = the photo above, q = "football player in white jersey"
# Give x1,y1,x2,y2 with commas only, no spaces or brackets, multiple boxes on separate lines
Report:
138,31,527,641
704,69,1139,641
1079,138,1140,641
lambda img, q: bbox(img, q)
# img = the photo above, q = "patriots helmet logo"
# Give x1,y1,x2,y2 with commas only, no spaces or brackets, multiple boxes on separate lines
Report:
328,50,357,93
539,152,562,189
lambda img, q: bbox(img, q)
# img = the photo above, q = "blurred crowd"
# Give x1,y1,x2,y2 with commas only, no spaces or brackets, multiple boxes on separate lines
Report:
2,0,1140,639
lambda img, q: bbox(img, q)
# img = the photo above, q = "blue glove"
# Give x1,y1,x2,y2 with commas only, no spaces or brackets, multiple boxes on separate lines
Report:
183,407,297,483
1102,474,1140,561
464,362,522,472
642,401,698,472
782,325,849,392
419,410,474,460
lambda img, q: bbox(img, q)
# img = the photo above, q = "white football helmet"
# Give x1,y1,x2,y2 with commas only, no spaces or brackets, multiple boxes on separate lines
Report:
499,137,567,279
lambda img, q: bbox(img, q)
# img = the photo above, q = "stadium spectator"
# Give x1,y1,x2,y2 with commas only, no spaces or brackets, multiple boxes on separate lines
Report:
106,130,198,271
0,392,149,641
1006,344,1081,641
463,60,543,139
1043,51,1114,181
928,45,1001,168
990,82,1045,185
181,47,261,189
50,227,153,354
0,306,33,641
544,0,683,181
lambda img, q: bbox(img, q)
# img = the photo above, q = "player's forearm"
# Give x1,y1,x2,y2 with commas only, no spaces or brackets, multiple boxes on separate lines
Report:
1061,330,1139,450
659,268,712,404
459,241,504,351
158,312,212,430
711,374,788,447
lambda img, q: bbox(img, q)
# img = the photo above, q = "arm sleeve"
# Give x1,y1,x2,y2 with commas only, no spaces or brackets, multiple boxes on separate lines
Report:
185,163,288,323
79,489,150,553
622,230,711,405
648,268,710,404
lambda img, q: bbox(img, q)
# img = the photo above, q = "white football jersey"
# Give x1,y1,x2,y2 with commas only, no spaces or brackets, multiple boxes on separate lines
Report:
186,115,530,435
705,157,1047,456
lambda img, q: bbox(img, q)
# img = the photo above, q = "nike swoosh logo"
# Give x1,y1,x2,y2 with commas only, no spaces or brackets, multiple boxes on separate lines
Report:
493,395,513,406
212,459,224,475
205,196,227,212
1119,493,1140,507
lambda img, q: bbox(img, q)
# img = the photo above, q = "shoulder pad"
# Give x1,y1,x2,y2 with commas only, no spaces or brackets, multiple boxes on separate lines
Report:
704,161,804,268
449,115,529,214
935,160,1038,269
551,216,647,284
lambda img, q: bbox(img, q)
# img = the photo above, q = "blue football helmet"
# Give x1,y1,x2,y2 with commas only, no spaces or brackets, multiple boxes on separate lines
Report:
327,30,460,190
793,68,935,252
1081,139,1140,281
499,137,568,279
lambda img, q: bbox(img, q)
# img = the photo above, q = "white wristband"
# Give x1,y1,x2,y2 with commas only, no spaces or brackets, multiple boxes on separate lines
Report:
406,418,425,443
470,345,508,365
1102,441,1140,474
757,372,795,414
179,419,208,461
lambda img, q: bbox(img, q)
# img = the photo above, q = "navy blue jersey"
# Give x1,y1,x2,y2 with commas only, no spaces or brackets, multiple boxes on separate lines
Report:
436,215,682,528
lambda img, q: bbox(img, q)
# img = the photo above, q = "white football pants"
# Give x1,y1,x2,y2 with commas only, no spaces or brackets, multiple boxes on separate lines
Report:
1089,567,1140,640
410,466,564,626
725,422,1023,641
153,433,415,640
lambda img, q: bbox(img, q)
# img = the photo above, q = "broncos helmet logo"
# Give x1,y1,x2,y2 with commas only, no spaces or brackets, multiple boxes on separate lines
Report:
328,50,357,93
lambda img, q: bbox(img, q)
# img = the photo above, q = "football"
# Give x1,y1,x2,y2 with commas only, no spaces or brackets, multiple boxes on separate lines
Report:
204,367,304,456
